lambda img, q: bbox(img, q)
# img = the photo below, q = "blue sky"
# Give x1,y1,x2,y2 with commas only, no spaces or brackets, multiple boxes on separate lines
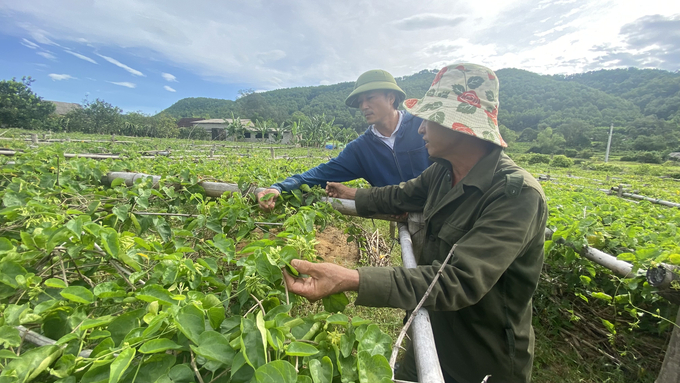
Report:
1,0,679,115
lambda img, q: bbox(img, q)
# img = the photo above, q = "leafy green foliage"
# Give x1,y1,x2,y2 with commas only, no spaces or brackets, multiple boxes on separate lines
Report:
0,77,55,129
0,145,392,382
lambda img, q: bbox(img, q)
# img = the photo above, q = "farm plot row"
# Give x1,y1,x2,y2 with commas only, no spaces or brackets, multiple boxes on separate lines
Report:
0,149,392,383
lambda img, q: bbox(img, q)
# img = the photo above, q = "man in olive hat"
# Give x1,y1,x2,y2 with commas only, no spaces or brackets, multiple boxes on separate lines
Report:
257,69,431,209
283,63,546,383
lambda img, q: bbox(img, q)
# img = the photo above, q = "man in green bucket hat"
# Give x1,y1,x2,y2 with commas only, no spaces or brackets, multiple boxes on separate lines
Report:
283,63,547,383
257,69,431,209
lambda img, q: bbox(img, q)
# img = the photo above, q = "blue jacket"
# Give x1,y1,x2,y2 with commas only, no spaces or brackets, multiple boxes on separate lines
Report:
272,112,432,192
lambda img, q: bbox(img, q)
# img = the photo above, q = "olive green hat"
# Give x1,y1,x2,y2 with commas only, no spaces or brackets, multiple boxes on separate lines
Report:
345,69,407,108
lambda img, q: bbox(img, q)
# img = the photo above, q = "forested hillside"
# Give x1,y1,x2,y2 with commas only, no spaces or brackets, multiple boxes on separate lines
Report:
555,68,680,120
163,67,679,136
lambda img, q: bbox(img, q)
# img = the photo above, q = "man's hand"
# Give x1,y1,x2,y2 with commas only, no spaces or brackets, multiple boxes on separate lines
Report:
326,182,357,200
257,188,280,210
283,259,359,302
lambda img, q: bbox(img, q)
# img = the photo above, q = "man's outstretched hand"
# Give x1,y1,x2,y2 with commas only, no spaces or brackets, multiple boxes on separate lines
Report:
326,182,357,200
283,259,360,302
257,188,280,210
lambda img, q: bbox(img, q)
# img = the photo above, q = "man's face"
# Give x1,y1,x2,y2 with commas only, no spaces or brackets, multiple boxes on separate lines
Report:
418,120,460,158
356,90,395,125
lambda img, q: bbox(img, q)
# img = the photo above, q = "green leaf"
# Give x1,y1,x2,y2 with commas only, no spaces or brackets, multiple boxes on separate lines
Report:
207,306,225,330
174,303,205,344
669,254,680,265
253,360,297,383
591,292,612,302
617,252,636,262
109,348,135,383
111,178,125,187
101,229,121,258
241,317,266,369
108,309,145,346
309,356,333,383
211,234,234,259
190,331,235,365
93,282,126,299
456,103,477,114
357,351,392,383
81,316,115,331
325,313,348,326
451,84,466,95
45,278,67,289
168,364,194,383
60,286,94,304
0,350,18,359
485,90,495,102
3,345,62,383
124,354,175,383
112,205,130,222
285,342,319,357
0,325,21,348
0,238,14,252
322,292,349,313
139,339,182,354
136,285,176,306
428,111,445,124
467,76,484,89
153,217,172,243
357,325,392,358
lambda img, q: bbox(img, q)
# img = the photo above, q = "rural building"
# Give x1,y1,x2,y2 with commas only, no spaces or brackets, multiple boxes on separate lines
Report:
47,101,81,115
190,118,291,143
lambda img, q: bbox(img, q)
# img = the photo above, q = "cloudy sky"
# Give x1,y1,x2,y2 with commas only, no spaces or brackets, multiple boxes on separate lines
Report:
1,0,678,114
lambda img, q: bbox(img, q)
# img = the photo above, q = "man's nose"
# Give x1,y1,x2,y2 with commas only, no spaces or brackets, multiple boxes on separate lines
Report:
418,121,426,134
359,99,369,111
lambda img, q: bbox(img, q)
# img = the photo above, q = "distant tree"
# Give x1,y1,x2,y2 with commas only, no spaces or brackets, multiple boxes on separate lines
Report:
499,124,518,144
529,127,566,154
237,88,256,98
0,76,55,129
518,128,538,142
556,120,592,149
255,120,270,143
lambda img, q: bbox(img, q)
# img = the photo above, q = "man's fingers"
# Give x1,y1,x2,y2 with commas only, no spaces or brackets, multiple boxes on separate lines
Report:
290,259,314,275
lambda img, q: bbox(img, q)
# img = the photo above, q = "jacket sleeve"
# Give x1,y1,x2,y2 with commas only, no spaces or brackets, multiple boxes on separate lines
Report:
271,141,368,192
355,187,546,311
354,165,435,215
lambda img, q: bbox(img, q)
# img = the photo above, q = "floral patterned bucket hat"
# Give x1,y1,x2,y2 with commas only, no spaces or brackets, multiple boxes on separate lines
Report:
403,63,506,147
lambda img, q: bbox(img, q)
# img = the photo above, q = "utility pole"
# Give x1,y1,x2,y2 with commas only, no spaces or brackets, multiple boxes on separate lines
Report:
605,123,614,163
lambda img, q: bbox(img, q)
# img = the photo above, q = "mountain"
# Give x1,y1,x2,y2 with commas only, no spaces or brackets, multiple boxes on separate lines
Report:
554,68,680,121
162,67,679,136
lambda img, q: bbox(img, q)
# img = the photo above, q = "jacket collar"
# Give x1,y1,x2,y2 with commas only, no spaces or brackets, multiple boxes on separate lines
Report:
364,111,415,138
431,147,503,193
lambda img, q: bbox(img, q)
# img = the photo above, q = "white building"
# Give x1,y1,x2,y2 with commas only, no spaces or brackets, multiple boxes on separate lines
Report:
191,118,291,143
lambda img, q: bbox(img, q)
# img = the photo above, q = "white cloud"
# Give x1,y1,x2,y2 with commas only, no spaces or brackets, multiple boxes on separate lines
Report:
256,50,286,64
393,14,466,30
64,50,97,64
108,81,136,88
164,85,176,92
97,54,145,76
21,38,39,49
161,72,177,82
2,0,680,90
49,73,75,80
36,51,56,60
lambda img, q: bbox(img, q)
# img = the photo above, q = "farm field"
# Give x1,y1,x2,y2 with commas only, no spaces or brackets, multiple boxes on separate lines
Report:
0,130,678,383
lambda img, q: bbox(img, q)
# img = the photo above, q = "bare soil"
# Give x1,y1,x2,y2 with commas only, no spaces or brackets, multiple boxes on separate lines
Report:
234,226,359,268
314,226,359,268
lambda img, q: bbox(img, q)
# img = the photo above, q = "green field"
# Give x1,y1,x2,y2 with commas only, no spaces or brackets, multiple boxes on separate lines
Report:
0,129,677,383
